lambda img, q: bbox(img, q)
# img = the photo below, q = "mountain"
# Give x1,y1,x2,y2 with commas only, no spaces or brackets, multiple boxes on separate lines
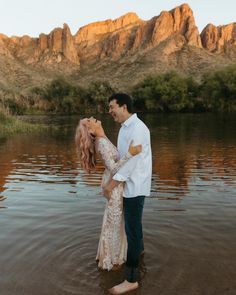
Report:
0,3,235,91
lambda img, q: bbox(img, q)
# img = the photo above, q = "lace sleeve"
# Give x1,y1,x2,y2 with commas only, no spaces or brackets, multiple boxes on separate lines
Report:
97,138,132,175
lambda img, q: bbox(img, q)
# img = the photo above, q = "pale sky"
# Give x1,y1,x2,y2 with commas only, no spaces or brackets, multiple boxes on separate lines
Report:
0,0,235,37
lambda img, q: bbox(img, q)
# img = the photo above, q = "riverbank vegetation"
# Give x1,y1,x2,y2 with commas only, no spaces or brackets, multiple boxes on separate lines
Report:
0,107,45,138
133,65,236,112
1,65,236,116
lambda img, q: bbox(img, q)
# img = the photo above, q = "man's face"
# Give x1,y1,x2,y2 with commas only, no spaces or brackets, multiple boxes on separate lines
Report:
108,99,126,123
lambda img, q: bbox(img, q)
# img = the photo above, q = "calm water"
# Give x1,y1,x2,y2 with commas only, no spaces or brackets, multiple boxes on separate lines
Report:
0,113,236,295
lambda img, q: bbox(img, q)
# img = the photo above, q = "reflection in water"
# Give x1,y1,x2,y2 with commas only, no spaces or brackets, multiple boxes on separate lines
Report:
0,113,236,295
0,195,7,209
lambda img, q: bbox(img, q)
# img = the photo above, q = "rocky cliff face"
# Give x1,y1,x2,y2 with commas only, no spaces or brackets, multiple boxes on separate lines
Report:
0,23,79,66
75,12,141,44
131,3,202,56
0,3,235,90
149,3,202,48
74,12,142,62
38,23,79,64
201,23,236,55
0,34,13,58
75,4,202,62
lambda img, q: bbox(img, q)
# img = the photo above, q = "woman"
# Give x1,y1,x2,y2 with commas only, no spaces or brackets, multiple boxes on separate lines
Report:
75,117,141,271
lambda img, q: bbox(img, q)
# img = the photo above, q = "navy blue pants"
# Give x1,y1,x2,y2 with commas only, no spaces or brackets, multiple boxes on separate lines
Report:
123,195,145,283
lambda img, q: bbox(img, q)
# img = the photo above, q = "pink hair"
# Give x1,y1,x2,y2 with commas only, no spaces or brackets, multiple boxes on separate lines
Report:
75,119,96,172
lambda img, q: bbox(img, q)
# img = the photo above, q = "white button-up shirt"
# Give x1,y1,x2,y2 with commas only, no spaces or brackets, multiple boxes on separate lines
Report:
113,113,152,198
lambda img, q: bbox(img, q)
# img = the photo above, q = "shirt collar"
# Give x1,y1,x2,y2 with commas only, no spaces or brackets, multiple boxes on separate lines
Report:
122,113,137,127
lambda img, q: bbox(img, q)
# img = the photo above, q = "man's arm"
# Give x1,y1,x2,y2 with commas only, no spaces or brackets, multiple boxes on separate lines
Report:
112,127,146,182
102,179,123,200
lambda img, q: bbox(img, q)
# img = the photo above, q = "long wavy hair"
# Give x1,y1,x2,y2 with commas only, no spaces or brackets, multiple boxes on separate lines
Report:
75,119,96,172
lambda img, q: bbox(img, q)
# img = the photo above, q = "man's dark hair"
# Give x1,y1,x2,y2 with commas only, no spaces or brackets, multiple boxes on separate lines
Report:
108,93,133,114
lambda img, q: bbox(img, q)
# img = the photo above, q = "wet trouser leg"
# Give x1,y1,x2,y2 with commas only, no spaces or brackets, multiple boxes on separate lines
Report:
123,195,145,283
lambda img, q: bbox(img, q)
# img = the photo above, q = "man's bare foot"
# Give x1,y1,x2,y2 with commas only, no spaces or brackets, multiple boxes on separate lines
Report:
108,280,138,294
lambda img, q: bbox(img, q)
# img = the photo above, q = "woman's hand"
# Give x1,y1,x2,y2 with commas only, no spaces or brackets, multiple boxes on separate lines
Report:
128,140,142,156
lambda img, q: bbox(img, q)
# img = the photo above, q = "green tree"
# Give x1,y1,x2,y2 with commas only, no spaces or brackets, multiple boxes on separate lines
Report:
201,65,236,112
86,81,115,113
132,72,198,112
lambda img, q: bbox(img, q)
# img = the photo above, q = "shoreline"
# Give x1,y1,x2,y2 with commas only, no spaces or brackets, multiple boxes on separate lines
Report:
0,112,46,138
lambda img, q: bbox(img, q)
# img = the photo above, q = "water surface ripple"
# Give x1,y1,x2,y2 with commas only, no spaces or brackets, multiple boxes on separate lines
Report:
0,114,236,295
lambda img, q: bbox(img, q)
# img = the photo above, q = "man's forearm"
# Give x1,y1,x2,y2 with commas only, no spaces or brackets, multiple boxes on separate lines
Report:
103,179,123,199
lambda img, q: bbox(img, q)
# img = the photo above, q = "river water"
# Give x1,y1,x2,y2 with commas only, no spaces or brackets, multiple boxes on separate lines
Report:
0,113,236,295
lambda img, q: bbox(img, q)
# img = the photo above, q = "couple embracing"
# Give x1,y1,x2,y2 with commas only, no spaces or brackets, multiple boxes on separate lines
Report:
75,93,152,294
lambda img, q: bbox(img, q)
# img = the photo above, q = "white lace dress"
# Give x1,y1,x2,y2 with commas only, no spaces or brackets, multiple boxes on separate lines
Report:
95,137,132,271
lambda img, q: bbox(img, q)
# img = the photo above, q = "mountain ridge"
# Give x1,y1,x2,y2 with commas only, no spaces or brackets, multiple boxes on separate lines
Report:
0,3,235,91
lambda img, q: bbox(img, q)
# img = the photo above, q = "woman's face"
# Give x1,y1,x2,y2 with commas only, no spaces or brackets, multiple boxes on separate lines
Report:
86,117,102,135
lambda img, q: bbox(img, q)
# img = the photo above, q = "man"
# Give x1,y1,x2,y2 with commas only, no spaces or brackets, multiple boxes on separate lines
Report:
103,93,152,295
